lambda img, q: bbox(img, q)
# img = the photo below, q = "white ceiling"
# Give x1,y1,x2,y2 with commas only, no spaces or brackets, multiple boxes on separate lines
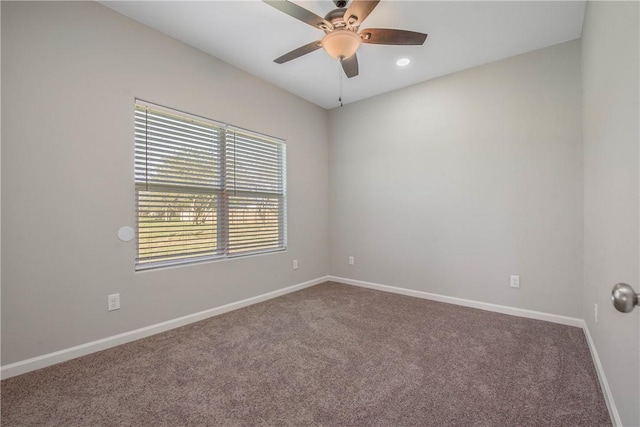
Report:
101,1,586,110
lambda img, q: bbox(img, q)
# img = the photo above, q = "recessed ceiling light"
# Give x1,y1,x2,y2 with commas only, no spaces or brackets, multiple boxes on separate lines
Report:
396,58,411,67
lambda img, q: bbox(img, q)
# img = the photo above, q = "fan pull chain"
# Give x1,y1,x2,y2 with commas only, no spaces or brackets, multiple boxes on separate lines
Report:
338,59,344,107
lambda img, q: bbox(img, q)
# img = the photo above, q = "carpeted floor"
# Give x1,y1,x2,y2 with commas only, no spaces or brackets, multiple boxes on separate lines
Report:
1,282,610,426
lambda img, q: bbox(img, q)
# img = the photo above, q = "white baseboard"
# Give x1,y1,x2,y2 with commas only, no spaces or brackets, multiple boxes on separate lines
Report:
329,276,583,327
1,276,330,380
2,273,620,427
582,322,622,427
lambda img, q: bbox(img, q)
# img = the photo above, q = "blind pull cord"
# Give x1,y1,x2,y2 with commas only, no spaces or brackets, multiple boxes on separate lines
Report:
145,108,149,192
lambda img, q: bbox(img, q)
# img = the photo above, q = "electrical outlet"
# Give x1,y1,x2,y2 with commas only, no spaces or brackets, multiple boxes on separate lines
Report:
348,256,355,266
594,303,598,323
293,259,299,270
108,293,120,311
510,275,520,288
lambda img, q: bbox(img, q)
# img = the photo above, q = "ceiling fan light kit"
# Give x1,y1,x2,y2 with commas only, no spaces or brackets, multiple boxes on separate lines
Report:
264,0,428,79
321,30,361,59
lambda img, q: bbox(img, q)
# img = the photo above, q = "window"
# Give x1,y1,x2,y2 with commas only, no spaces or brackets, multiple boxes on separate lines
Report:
134,100,286,270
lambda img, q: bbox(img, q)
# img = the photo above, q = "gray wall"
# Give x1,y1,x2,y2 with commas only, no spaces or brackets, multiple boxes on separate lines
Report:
329,40,583,318
1,1,330,365
3,4,639,423
582,2,640,425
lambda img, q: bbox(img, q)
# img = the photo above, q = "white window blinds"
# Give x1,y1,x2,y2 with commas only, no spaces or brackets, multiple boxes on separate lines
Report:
226,129,286,255
134,100,286,270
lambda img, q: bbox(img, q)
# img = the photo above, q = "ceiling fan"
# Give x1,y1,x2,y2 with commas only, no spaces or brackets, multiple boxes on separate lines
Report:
264,0,428,78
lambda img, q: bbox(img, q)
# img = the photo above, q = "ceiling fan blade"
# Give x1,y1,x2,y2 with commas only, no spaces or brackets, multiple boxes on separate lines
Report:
263,1,331,30
344,0,380,27
341,54,359,78
274,41,322,64
360,28,428,45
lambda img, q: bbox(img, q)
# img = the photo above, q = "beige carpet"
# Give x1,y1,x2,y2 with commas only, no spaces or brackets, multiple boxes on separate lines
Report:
1,282,610,426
